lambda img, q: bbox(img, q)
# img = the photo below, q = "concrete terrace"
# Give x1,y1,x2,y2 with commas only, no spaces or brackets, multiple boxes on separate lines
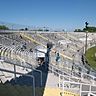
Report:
0,31,96,96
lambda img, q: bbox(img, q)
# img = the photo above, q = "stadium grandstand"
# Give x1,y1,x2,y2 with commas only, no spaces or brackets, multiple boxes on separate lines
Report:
0,22,96,96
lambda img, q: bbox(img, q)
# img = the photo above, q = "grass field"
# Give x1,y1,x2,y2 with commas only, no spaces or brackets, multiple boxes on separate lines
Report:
85,46,96,70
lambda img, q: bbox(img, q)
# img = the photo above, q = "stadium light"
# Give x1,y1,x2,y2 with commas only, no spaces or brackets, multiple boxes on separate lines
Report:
85,22,89,53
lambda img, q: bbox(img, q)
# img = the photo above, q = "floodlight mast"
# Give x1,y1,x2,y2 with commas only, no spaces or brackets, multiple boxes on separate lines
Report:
85,22,88,54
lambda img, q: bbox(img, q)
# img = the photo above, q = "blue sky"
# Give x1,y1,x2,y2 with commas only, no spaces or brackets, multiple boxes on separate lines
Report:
0,0,96,31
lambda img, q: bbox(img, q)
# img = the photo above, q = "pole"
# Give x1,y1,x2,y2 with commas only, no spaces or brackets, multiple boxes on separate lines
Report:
14,64,16,81
59,74,61,88
80,83,82,96
32,75,35,96
85,31,88,53
85,22,89,53
63,81,64,96
32,68,43,87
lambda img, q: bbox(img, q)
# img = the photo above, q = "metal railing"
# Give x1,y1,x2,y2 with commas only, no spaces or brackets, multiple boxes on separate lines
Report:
48,63,96,96
0,63,35,96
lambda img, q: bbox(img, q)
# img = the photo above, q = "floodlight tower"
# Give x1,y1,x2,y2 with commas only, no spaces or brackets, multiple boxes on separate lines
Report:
85,22,89,54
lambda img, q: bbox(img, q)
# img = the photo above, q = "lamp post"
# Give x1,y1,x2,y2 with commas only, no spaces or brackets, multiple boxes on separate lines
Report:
85,22,89,54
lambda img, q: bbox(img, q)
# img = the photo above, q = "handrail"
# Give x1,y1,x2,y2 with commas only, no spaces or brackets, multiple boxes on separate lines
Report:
62,80,96,96
0,67,35,96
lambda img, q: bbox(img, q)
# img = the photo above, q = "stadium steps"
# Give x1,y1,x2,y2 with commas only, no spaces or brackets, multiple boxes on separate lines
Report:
32,33,73,60
0,44,37,68
0,31,95,95
44,72,58,88
56,33,79,51
20,33,46,48
0,47,6,58
20,33,92,84
57,33,83,54
0,62,14,82
20,33,73,60
29,33,48,46
67,33,81,42
60,33,83,48
0,35,94,85
38,33,76,57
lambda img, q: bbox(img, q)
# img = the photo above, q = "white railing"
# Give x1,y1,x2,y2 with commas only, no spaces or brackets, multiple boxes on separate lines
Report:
61,81,96,96
49,63,96,96
0,66,35,96
88,92,96,96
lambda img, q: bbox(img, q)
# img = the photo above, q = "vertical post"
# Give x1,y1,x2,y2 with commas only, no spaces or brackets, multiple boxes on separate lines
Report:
89,84,91,93
31,71,35,96
85,31,88,53
32,76,35,96
81,73,83,81
32,66,42,87
10,48,12,60
36,48,38,66
63,81,64,96
80,83,82,96
41,71,42,87
59,74,61,88
36,69,42,87
85,22,89,53
92,77,95,85
14,64,16,82
83,46,85,54
88,93,90,96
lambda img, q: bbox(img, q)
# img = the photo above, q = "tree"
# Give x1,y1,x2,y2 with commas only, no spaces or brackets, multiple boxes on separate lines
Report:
0,25,9,30
20,29,24,31
44,29,49,31
25,28,28,31
74,27,96,32
37,29,43,31
74,29,83,32
83,26,96,32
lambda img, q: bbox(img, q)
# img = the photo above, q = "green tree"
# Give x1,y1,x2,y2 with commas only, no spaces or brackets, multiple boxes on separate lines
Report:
37,29,43,31
83,26,96,32
25,27,28,30
0,25,9,30
44,29,49,31
74,29,83,32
